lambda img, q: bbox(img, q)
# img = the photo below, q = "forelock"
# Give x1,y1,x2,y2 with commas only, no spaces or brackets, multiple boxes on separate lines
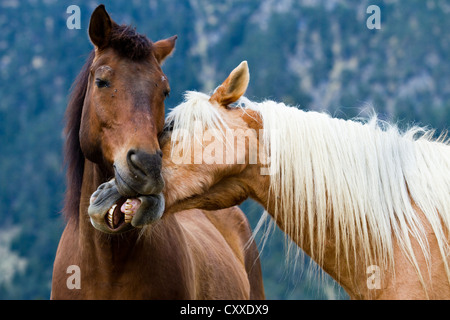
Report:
109,24,152,61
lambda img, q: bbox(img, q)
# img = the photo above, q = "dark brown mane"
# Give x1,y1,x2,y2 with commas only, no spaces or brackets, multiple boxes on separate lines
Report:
63,51,94,223
63,25,153,223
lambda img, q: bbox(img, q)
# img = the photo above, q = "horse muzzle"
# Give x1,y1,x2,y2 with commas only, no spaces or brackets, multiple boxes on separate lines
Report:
114,149,165,197
88,179,165,234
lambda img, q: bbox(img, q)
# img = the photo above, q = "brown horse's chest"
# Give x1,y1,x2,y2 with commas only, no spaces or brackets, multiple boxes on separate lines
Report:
51,224,196,299
53,268,194,300
51,209,258,300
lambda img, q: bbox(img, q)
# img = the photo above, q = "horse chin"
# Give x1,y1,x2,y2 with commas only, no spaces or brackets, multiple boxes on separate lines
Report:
87,179,165,234
131,194,165,227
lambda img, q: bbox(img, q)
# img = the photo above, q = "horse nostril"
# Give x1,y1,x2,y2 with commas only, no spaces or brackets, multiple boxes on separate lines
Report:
127,150,144,177
127,149,162,180
157,150,163,158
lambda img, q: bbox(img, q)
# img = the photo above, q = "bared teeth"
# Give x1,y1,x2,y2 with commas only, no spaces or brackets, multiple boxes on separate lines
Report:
124,213,133,224
106,199,137,228
107,204,117,228
124,199,134,223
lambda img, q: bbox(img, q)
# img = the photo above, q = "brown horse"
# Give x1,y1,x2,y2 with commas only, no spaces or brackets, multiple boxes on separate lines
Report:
154,61,450,299
51,6,264,299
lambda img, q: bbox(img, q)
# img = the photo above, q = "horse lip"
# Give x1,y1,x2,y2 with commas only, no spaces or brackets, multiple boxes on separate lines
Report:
114,164,164,197
131,193,165,227
114,165,140,197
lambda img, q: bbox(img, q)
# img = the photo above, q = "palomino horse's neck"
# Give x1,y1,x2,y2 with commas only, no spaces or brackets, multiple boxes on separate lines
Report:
237,102,450,299
237,111,445,298
250,169,444,299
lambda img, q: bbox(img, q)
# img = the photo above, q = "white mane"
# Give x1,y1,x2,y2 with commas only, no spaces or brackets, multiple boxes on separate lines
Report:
244,98,450,285
165,91,230,158
166,91,450,289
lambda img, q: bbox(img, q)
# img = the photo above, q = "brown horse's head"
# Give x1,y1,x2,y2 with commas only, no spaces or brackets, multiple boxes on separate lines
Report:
77,5,176,233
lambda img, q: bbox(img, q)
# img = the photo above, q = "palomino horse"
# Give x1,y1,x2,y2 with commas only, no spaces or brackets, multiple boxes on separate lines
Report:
51,6,264,299
154,61,450,299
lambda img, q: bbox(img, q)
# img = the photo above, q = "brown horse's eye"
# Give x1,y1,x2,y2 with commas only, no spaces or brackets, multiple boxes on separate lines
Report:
95,78,110,88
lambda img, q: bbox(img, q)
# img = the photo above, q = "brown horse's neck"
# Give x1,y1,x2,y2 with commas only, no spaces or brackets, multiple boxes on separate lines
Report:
78,159,141,265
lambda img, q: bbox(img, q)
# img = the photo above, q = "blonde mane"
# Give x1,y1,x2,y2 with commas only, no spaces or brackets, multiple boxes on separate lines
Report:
166,91,450,289
165,91,229,156
246,98,450,286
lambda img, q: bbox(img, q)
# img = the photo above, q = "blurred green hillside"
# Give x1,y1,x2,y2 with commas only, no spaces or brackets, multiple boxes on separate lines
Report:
0,0,449,299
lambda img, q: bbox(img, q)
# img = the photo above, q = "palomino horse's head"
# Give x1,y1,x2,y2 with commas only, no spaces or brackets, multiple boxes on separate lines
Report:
83,5,176,233
158,61,266,214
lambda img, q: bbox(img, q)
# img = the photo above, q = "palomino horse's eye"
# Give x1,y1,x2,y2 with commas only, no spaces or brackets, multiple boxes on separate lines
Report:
95,78,110,88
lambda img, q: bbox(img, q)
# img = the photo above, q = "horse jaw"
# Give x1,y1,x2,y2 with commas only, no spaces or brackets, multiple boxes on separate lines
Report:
88,179,165,234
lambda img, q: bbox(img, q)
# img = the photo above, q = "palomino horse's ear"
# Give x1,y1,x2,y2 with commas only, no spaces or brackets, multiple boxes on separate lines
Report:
210,61,249,106
153,35,178,65
89,5,113,50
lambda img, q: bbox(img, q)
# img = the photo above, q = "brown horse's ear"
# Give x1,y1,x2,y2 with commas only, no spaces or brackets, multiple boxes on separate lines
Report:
89,5,113,49
153,35,178,64
210,61,249,107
